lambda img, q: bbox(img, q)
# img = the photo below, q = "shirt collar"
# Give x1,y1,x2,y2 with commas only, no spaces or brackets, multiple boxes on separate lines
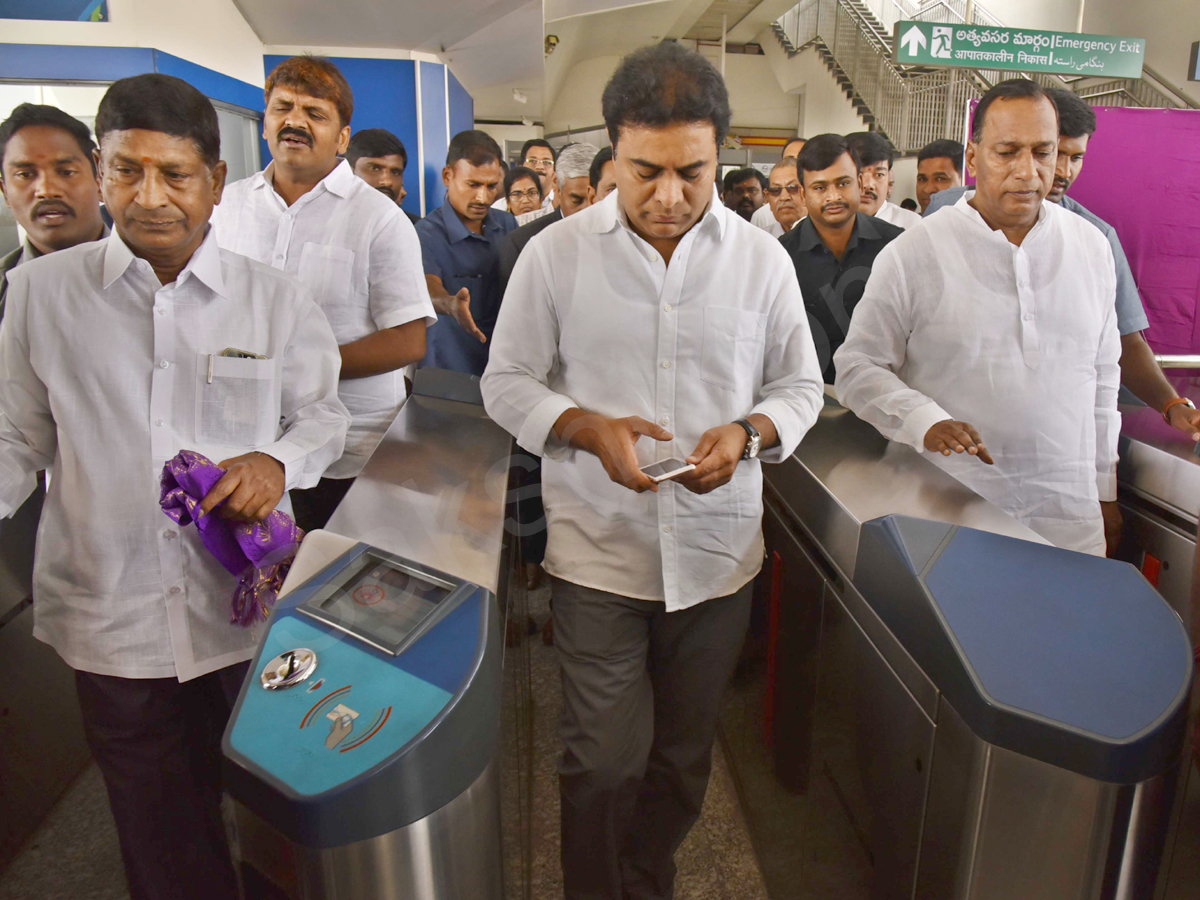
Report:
795,212,876,253
437,199,504,244
587,183,728,240
954,188,1050,242
102,226,227,298
257,158,355,201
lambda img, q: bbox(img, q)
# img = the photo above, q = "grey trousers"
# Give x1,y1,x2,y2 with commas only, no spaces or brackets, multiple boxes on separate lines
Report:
551,576,753,900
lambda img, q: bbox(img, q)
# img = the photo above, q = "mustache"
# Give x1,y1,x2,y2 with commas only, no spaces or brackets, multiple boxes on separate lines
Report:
375,184,398,200
277,127,313,146
32,199,74,218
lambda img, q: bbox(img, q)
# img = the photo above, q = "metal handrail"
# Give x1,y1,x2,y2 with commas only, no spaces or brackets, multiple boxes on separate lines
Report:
1156,356,1200,369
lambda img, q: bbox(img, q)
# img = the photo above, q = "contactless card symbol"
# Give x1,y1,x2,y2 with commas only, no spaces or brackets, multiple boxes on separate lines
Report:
325,703,359,749
300,686,392,753
353,584,385,605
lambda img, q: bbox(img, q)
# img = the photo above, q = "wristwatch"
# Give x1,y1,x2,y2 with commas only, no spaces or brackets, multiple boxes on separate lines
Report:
734,418,761,460
1162,397,1196,424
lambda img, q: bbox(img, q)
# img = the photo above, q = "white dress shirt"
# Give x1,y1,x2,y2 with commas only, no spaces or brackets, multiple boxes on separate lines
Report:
212,159,435,479
482,189,825,609
750,202,776,233
833,192,1119,555
0,230,350,680
874,200,923,230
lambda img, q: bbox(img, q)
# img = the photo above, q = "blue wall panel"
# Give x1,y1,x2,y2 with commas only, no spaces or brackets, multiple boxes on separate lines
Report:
262,55,421,218
419,60,448,215
0,44,154,82
447,68,474,139
154,51,262,113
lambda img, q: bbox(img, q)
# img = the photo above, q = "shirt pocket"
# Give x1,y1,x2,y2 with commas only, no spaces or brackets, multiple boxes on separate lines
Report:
700,306,767,392
297,243,357,322
195,354,278,448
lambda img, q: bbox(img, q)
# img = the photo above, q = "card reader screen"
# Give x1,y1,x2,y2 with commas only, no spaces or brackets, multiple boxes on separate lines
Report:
316,558,452,650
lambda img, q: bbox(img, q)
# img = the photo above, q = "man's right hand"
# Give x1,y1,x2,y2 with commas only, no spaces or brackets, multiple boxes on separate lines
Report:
433,286,486,344
554,411,673,493
924,419,994,464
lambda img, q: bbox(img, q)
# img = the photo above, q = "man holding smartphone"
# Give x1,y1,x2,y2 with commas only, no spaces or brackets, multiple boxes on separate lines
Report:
482,43,823,900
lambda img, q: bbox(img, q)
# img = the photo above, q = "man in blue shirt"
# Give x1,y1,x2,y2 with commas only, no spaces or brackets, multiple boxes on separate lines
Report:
416,130,517,375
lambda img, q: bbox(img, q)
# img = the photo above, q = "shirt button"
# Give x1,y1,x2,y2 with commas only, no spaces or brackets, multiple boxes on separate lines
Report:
663,304,673,312
663,525,673,534
274,253,284,261
169,586,181,596
661,360,671,369
649,253,658,262
163,530,176,540
660,415,670,426
155,306,166,316
159,359,170,369
1022,314,1033,322
155,419,165,427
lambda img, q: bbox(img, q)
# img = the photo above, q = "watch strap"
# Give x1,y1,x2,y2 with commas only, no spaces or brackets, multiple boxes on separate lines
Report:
1162,397,1195,424
734,418,759,459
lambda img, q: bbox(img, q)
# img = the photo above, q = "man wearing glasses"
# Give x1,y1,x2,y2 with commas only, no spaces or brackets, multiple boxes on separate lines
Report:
519,138,557,212
758,156,806,238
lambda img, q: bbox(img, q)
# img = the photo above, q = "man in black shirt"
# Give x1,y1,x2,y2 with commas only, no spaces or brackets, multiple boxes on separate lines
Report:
780,133,903,383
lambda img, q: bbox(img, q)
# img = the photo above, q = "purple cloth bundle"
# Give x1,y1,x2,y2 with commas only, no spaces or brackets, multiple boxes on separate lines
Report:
159,449,303,626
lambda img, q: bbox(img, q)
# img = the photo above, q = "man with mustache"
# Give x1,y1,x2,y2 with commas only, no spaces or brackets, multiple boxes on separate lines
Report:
415,129,517,376
836,79,1120,556
780,134,903,383
751,136,804,233
0,103,107,315
0,73,348,900
722,166,766,221
846,131,921,230
925,88,1200,458
345,127,419,224
758,155,805,239
212,56,435,531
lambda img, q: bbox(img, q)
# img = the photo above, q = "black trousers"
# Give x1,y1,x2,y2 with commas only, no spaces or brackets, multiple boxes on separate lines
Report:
290,476,355,533
551,577,753,900
75,661,250,900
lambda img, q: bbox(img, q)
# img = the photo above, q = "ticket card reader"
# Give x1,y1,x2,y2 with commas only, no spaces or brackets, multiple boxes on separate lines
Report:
222,541,503,900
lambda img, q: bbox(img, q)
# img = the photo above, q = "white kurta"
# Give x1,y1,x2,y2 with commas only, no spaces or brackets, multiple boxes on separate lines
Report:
834,192,1119,555
0,231,349,680
482,189,825,609
874,200,923,230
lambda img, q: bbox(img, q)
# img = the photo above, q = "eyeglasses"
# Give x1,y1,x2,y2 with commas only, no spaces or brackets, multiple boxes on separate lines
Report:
765,184,802,197
524,158,554,171
509,188,542,202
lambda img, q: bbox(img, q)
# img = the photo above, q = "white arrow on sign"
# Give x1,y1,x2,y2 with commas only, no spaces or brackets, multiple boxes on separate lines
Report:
899,25,927,57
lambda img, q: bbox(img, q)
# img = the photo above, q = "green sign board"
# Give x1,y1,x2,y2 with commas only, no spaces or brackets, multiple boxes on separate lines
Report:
892,21,1145,79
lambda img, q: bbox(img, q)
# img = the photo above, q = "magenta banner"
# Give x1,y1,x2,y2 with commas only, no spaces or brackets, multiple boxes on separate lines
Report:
1068,107,1200,354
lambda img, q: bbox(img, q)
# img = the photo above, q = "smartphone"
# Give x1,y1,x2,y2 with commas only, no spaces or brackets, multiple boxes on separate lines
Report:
640,458,696,484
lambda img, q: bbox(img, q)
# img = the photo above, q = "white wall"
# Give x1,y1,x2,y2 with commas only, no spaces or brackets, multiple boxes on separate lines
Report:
890,157,918,208
724,54,800,131
477,123,546,161
1083,0,1200,106
972,0,1076,32
760,29,868,137
544,54,621,134
0,0,266,87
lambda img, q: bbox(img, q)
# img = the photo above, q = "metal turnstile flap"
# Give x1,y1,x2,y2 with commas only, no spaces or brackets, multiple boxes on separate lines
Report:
855,516,1193,783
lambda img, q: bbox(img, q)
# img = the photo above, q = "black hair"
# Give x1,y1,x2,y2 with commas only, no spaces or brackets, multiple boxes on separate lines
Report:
917,138,964,174
0,103,97,175
602,41,731,148
519,138,556,163
588,146,614,189
723,167,767,192
505,164,544,201
845,131,894,168
797,133,861,183
1046,86,1097,139
972,78,1056,141
900,197,918,211
96,73,220,168
446,129,504,169
345,128,407,168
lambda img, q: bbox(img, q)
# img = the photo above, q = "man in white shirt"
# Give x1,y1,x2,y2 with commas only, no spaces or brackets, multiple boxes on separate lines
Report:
482,43,824,900
212,56,434,531
846,131,922,229
0,74,349,900
758,155,806,238
750,135,804,234
834,79,1119,556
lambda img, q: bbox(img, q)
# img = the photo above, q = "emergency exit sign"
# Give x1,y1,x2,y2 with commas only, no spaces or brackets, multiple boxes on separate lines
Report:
893,21,1145,79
